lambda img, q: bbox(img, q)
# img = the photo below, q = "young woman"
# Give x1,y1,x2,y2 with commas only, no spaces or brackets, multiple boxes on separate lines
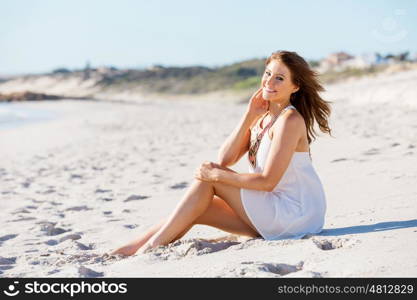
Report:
110,50,333,256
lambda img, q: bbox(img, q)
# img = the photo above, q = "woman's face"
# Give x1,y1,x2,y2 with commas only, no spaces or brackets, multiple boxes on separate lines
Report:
261,59,299,103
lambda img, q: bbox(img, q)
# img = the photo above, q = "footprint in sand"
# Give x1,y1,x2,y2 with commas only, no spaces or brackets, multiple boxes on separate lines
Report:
74,241,94,250
8,217,37,222
312,237,358,250
170,182,188,190
95,188,112,193
31,199,46,204
78,266,104,278
21,181,31,188
223,261,304,277
55,252,114,268
58,234,82,243
65,205,92,212
99,197,114,202
45,240,59,246
148,238,241,260
12,205,38,214
106,219,123,223
124,194,149,202
25,249,39,254
40,188,56,194
38,221,68,236
63,166,76,172
330,158,349,163
2,190,17,195
11,208,31,214
0,256,17,265
123,224,139,229
47,269,61,275
0,234,18,246
54,240,93,251
0,265,14,272
92,166,106,171
313,239,342,250
362,148,380,156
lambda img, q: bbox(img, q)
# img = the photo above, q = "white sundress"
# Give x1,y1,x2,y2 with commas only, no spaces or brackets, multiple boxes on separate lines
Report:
240,105,327,240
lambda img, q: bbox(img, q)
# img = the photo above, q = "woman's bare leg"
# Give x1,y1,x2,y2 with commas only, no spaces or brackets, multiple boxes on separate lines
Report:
194,196,260,238
111,165,241,256
139,179,259,253
110,218,192,256
139,180,213,251
111,193,260,256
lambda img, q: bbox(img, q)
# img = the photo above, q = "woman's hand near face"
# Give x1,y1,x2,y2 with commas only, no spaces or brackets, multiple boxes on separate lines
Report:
246,87,269,118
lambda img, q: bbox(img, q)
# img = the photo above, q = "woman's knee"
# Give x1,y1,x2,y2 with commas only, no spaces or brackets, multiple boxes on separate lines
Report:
194,178,213,187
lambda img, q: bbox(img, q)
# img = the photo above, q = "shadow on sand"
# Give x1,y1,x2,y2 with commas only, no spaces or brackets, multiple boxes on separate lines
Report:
318,219,417,236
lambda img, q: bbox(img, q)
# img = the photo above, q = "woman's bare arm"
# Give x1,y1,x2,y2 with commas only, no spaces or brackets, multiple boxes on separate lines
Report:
214,113,304,192
217,111,259,167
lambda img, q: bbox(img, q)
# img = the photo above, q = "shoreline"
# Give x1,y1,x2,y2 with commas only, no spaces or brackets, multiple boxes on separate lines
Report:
0,101,61,130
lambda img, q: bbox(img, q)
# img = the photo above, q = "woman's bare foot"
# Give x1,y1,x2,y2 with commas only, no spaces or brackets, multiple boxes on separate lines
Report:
110,244,140,256
136,242,154,254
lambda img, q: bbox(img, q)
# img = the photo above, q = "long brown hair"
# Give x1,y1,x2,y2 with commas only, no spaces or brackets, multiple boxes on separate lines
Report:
265,50,333,157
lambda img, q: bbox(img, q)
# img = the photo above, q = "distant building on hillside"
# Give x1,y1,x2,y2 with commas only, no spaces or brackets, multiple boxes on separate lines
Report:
318,52,389,72
340,53,381,69
318,52,353,72
147,64,165,71
96,66,118,74
317,51,407,73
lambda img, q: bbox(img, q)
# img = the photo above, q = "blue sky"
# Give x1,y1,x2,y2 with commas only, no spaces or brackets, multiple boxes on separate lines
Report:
1,0,416,75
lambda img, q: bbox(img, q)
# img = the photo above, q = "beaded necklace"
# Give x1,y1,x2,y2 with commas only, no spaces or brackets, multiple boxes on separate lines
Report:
248,105,295,169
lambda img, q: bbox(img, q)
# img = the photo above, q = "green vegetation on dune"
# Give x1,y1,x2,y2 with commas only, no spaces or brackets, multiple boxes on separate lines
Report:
98,58,332,94
96,58,267,94
2,56,413,102
232,76,261,90
318,64,389,84
37,57,412,97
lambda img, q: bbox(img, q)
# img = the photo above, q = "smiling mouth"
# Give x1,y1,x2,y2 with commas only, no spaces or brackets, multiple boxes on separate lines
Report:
264,87,277,93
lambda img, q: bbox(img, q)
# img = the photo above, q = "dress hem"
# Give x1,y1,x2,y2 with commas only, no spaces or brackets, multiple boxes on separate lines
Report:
240,188,268,240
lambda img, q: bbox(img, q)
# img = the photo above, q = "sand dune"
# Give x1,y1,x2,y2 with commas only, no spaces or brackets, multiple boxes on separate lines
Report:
0,69,416,277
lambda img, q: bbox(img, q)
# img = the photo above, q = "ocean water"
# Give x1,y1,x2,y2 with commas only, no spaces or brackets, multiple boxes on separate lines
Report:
0,102,58,129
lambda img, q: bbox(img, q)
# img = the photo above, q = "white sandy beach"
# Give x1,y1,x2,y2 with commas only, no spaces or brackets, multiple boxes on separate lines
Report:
0,69,416,278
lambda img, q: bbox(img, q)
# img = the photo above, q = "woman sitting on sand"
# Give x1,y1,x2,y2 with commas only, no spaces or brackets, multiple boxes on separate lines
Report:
111,50,332,256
